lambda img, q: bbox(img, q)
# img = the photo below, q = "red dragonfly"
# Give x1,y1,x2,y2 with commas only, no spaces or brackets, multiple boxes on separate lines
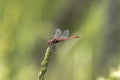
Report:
48,29,80,46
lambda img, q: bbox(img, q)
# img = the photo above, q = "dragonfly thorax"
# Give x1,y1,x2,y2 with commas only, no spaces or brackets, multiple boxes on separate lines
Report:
48,39,59,46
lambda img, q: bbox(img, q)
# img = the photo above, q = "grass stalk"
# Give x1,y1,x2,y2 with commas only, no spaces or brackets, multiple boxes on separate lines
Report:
38,46,54,80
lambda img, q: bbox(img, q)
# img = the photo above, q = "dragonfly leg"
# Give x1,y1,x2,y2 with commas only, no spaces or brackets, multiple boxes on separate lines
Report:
49,42,55,51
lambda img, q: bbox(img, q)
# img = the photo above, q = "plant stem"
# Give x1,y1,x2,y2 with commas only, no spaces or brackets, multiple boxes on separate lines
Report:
38,47,53,80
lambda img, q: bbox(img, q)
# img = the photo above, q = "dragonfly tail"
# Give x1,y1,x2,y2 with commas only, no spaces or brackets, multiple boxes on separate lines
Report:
69,36,80,39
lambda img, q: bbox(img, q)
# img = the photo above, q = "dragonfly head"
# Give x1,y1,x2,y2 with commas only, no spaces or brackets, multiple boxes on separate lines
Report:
48,39,55,45
48,39,59,46
48,40,51,46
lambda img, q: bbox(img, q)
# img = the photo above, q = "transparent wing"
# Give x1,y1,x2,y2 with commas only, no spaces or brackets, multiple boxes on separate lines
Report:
60,29,69,38
54,29,62,39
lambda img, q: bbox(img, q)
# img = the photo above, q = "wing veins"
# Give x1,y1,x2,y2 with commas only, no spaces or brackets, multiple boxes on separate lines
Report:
60,29,69,39
54,29,62,39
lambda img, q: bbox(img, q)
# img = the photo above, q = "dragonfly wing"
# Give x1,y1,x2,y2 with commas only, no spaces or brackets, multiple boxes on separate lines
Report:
54,29,62,39
60,29,69,38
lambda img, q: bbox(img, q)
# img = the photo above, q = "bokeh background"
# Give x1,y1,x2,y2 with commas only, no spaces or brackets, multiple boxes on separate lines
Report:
0,0,120,80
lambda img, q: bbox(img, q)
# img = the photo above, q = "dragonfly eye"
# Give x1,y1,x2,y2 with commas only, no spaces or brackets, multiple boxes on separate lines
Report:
48,40,55,46
48,40,50,43
48,40,51,45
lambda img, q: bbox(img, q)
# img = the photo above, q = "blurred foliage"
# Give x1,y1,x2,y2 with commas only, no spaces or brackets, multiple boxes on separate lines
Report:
97,65,120,80
0,0,120,80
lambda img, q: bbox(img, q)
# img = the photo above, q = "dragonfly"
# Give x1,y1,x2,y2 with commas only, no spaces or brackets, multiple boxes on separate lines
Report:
48,29,80,46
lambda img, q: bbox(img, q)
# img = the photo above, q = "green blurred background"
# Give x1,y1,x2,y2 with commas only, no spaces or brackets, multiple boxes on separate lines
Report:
0,0,120,80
